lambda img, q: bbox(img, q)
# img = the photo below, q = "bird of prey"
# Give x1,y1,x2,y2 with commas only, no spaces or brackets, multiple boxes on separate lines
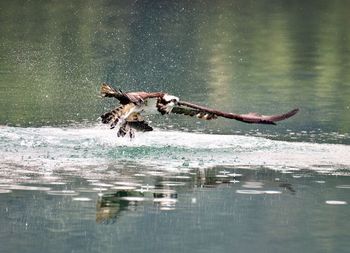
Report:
100,83,299,138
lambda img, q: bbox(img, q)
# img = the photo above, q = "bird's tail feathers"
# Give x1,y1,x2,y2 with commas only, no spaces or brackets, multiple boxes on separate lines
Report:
100,83,124,98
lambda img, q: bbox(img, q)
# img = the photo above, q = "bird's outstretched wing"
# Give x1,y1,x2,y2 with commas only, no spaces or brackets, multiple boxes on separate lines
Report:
172,101,299,125
100,83,164,105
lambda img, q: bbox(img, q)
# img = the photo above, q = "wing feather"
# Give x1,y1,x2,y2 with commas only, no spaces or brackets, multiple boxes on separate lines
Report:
174,101,299,125
100,83,165,105
171,106,217,120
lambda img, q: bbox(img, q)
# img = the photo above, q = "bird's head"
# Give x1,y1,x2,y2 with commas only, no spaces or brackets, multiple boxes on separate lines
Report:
157,94,179,114
163,94,179,105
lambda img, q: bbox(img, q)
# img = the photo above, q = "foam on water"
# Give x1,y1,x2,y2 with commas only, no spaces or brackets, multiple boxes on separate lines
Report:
1,126,349,173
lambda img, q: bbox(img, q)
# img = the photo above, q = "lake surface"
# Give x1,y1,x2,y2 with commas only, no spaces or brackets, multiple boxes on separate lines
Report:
0,1,349,253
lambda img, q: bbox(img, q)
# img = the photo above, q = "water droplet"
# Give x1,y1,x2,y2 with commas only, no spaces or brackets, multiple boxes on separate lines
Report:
121,197,146,202
215,174,229,178
111,186,137,190
47,190,78,196
154,198,177,203
90,182,114,187
160,181,185,186
134,173,146,177
264,190,282,194
92,187,108,192
73,197,92,202
0,189,11,194
174,175,191,179
315,180,326,184
236,190,264,194
242,182,263,189
336,185,350,189
325,200,347,205
227,173,243,177
0,184,51,191
49,182,67,185
114,181,141,187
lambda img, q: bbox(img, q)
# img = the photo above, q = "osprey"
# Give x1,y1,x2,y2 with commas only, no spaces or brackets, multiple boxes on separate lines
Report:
100,83,299,138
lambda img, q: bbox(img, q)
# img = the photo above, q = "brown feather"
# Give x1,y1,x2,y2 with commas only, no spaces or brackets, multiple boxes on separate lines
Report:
101,104,136,129
176,101,299,125
100,83,165,105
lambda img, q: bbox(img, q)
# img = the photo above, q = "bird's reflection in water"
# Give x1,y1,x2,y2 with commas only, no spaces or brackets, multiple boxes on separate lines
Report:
95,166,296,224
96,188,178,223
96,191,142,224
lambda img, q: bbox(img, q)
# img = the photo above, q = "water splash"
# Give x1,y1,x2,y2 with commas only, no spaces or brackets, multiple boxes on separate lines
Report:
1,126,349,173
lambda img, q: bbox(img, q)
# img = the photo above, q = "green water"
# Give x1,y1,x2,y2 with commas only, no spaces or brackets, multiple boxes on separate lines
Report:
0,1,349,253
